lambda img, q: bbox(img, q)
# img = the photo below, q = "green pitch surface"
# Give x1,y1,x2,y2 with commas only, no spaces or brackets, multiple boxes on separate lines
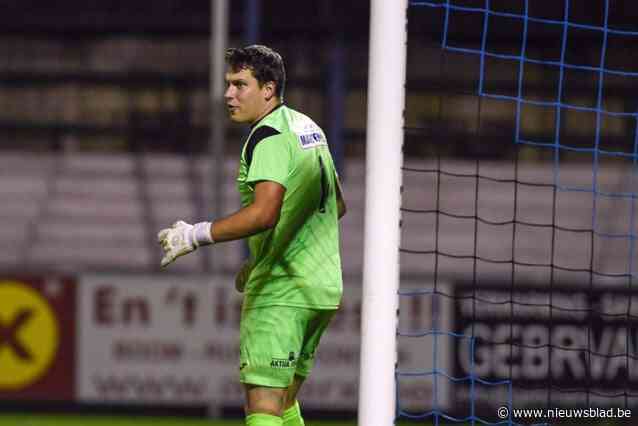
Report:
0,415,627,426
0,415,359,426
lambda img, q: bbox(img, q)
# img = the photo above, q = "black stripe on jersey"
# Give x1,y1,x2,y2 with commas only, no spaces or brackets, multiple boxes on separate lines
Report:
245,126,281,168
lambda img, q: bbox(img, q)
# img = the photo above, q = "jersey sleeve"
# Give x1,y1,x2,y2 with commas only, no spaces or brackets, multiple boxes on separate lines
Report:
246,135,291,188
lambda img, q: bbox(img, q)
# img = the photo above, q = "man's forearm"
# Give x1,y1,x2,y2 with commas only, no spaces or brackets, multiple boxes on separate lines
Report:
211,203,276,243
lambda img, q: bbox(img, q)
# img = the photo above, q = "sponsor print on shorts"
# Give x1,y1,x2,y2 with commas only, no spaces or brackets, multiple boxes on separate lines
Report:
270,351,297,369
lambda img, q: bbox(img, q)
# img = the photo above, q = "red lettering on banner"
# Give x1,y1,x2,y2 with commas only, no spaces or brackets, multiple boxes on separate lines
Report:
95,286,115,324
182,293,196,326
122,297,149,325
204,341,238,362
91,374,206,399
164,287,197,327
113,340,183,362
94,286,150,326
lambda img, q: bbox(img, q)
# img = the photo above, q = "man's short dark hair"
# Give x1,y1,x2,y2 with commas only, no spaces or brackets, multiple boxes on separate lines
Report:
225,45,286,100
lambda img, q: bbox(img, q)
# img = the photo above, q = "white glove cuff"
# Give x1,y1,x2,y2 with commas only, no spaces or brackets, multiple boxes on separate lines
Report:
191,221,214,247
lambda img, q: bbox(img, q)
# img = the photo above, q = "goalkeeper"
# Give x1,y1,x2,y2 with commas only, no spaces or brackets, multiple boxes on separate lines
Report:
158,45,346,426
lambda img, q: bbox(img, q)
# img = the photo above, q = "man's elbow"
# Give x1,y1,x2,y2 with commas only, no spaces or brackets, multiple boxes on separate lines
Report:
262,214,280,230
258,207,280,230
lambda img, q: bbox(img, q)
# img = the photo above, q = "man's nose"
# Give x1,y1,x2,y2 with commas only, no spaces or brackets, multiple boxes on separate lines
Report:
224,86,234,100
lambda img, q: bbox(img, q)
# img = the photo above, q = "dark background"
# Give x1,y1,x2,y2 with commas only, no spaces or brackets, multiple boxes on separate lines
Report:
2,1,636,161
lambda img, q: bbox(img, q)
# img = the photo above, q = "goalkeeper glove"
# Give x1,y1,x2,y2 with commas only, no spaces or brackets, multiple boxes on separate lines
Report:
157,220,214,267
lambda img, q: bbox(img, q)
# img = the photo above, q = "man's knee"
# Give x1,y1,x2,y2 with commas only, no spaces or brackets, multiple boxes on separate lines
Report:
245,384,287,417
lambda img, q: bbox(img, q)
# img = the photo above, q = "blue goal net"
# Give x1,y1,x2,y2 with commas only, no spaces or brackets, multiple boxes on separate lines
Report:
399,1,638,424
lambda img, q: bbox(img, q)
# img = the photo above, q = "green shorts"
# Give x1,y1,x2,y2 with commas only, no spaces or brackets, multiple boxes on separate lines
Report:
239,305,337,388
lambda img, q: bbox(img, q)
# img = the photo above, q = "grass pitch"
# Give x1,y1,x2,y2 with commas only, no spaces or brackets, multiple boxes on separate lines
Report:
0,414,629,425
0,415,357,426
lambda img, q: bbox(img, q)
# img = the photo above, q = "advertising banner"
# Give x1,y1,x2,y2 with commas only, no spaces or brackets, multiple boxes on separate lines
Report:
77,274,224,405
453,282,638,410
77,274,450,411
0,276,75,400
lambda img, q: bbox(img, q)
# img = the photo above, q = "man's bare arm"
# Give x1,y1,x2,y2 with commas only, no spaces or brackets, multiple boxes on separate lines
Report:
211,180,285,242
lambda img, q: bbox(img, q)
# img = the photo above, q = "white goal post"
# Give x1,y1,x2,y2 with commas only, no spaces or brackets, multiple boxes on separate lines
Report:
358,0,408,425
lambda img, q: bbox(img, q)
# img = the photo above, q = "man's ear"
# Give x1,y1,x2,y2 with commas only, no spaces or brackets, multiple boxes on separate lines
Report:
263,81,276,101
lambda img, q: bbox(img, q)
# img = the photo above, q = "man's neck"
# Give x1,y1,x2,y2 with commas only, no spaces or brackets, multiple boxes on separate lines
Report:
251,100,282,128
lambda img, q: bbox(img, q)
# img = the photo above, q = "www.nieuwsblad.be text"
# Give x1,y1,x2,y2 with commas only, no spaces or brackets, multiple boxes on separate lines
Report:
497,406,632,421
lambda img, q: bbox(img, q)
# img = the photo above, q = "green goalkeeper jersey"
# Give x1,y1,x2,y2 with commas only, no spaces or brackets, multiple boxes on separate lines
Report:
236,104,343,310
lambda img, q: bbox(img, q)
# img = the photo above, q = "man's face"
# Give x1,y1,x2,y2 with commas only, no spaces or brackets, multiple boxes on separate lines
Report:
224,67,273,124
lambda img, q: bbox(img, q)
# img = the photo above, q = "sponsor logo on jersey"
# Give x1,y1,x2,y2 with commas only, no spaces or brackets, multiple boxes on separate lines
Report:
298,132,327,149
